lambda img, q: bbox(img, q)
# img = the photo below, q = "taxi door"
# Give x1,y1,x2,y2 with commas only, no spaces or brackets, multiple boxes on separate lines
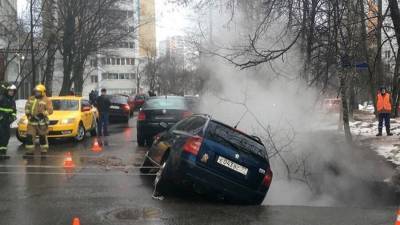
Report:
81,100,92,130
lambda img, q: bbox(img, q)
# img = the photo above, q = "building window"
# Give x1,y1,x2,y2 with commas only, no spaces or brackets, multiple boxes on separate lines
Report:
91,75,98,83
130,73,136,79
111,58,116,65
117,58,121,65
385,50,391,58
102,73,108,80
121,58,125,65
129,42,134,48
101,58,106,65
107,58,111,65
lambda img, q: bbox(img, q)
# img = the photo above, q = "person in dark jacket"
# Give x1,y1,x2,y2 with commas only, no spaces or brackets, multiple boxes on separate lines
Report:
95,88,111,136
0,84,17,159
89,90,96,105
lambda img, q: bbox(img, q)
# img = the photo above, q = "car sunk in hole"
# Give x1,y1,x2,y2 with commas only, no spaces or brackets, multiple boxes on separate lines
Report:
140,114,272,205
136,96,192,147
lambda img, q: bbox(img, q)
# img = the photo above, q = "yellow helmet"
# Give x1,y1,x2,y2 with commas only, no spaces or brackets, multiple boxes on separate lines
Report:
34,84,46,95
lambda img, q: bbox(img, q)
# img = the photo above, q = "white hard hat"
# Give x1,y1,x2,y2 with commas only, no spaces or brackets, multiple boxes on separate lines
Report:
7,84,17,90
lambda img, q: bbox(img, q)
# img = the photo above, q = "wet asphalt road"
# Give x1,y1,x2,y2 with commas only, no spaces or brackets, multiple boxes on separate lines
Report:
0,117,397,225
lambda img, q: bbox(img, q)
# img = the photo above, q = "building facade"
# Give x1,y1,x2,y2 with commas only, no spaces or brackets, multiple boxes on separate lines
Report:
0,0,19,84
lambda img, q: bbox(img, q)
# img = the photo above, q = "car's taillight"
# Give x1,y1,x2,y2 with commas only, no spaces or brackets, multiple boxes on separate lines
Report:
183,136,203,156
262,169,273,187
138,111,146,121
122,104,130,112
154,133,162,142
182,111,192,118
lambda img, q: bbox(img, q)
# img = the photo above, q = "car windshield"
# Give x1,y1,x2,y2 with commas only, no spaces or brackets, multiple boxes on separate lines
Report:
143,97,186,109
206,121,268,160
52,99,79,111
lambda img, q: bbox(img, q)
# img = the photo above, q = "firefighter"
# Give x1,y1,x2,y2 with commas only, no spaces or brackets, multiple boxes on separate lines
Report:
0,84,17,159
376,86,393,136
24,84,53,158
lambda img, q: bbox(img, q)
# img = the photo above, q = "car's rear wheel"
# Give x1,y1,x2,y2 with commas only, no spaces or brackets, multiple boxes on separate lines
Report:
74,123,86,142
154,157,172,195
137,133,145,146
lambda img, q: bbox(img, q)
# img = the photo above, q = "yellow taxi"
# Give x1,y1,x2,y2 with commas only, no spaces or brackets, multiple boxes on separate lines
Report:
17,96,98,142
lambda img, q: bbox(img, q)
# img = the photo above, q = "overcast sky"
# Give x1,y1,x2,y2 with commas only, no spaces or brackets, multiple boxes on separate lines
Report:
17,0,188,42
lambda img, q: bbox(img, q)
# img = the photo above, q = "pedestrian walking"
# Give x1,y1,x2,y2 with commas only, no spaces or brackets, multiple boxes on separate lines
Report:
0,84,17,159
89,90,96,105
376,86,393,136
95,88,111,136
24,84,53,158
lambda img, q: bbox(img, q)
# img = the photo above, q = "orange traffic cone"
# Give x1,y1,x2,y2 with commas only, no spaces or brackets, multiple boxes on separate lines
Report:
64,152,75,168
91,138,102,152
72,217,80,225
395,209,400,225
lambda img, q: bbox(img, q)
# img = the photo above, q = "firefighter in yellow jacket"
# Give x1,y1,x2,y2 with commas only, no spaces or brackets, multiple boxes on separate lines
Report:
24,84,53,157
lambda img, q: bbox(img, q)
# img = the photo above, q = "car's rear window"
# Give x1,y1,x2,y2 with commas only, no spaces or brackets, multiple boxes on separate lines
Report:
52,100,79,111
143,97,186,110
206,121,268,160
111,96,128,104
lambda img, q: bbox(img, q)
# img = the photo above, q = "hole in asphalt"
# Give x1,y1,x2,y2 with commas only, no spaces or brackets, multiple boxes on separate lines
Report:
106,207,162,221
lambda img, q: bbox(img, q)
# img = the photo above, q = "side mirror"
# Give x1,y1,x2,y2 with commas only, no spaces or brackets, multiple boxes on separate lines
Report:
82,106,91,112
159,122,168,129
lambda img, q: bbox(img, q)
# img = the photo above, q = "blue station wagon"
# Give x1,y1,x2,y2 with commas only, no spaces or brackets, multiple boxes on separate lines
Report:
140,114,273,205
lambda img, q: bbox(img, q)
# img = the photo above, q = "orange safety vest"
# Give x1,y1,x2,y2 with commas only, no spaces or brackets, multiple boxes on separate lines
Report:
377,93,392,112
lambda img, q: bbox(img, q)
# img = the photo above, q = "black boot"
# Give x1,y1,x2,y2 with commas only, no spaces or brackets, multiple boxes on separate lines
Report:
376,128,383,136
387,127,393,136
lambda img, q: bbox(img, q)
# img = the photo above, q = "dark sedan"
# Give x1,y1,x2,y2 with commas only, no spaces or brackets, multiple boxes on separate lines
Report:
108,95,131,123
140,114,272,205
136,96,192,146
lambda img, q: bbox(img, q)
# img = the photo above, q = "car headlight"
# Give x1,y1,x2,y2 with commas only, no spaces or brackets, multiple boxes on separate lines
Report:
60,118,76,124
19,118,28,125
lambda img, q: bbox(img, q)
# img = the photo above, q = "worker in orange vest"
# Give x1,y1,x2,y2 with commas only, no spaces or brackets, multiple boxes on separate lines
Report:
376,86,393,136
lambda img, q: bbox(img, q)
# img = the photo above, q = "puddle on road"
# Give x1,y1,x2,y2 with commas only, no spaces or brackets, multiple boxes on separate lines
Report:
104,207,162,222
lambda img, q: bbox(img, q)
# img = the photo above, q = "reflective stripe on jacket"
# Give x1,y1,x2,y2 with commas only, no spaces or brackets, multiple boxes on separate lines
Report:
25,96,53,125
377,93,392,113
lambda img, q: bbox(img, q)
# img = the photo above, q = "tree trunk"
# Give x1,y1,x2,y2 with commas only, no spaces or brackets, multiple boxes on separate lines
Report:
340,71,352,143
72,60,85,95
388,0,400,116
59,11,75,96
30,0,36,87
43,0,56,96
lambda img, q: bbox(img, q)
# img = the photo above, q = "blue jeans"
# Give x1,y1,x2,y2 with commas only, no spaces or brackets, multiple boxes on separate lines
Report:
98,112,109,136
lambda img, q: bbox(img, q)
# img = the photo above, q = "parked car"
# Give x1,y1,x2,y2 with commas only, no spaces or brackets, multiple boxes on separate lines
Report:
17,96,98,142
108,95,131,123
136,96,192,146
184,95,201,113
140,114,272,205
133,94,148,110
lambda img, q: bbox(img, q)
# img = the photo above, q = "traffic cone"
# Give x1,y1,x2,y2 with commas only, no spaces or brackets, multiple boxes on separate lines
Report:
395,209,400,225
64,152,75,169
72,217,80,225
91,138,102,152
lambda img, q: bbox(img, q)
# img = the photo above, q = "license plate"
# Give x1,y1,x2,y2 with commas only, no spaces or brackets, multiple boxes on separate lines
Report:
110,105,119,109
217,156,248,175
48,127,53,131
154,116,174,120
